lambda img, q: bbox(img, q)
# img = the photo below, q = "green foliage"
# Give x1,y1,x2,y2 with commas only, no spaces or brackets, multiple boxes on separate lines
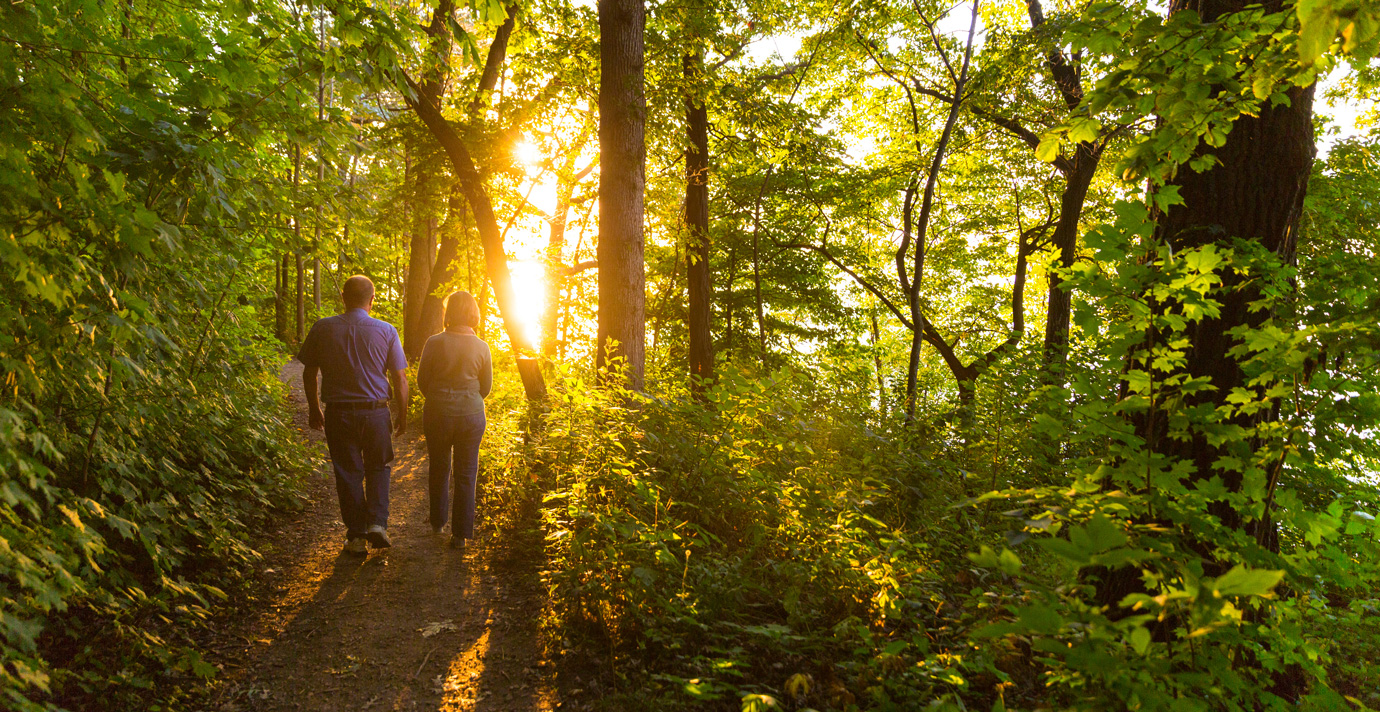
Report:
5,0,1380,710
518,364,1018,709
0,0,323,708
960,190,1380,708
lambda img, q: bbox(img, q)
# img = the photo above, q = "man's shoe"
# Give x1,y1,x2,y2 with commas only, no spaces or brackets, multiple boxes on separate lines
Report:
449,536,466,550
365,524,392,549
431,523,445,535
344,537,368,556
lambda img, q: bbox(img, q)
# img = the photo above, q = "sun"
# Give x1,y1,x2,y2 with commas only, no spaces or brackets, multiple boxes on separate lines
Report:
507,260,545,350
514,141,542,168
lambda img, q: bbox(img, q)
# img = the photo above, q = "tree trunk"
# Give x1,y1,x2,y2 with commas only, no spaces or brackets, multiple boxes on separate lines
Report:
420,186,468,342
542,194,570,359
404,204,437,362
1136,0,1314,540
477,276,490,340
401,1,545,403
1147,106,1314,511
275,251,289,343
542,138,593,360
293,144,306,342
1041,144,1098,370
596,0,647,390
295,251,305,342
752,205,766,364
684,51,714,392
903,0,979,420
870,311,886,417
1095,4,1315,695
724,244,736,357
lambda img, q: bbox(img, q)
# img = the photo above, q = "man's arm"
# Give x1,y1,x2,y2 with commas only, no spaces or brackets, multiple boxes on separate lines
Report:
303,364,324,430
384,328,409,436
390,369,408,436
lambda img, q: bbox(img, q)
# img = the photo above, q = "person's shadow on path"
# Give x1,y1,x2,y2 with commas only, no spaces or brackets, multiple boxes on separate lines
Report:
228,439,555,712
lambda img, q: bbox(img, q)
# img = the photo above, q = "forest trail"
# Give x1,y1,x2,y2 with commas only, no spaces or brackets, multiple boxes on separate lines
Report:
208,360,562,712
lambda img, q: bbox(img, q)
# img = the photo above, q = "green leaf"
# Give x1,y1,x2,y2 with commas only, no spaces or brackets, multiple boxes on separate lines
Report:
1034,133,1061,163
1128,626,1151,655
1067,117,1101,144
1016,605,1064,634
1211,565,1284,598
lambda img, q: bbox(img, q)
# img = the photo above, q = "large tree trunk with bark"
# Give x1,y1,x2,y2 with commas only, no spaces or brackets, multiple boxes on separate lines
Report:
684,51,713,392
1147,91,1314,510
1139,0,1314,543
596,0,647,390
1095,2,1314,696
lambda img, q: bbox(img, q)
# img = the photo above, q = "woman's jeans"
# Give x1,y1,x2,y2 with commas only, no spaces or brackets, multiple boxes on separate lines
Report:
423,408,486,538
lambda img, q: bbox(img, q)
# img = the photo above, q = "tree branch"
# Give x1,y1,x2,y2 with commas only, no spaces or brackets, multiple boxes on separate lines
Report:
564,259,599,275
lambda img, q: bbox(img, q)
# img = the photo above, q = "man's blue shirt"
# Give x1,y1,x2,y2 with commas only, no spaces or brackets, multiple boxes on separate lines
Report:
297,308,407,403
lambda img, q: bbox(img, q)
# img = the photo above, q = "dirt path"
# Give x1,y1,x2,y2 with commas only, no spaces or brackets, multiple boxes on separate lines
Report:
209,361,562,712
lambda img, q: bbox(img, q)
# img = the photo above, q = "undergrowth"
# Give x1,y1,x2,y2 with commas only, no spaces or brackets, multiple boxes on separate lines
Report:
503,354,1380,711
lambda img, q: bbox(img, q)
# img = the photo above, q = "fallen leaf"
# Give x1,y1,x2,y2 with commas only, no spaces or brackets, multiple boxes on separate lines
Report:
418,621,459,637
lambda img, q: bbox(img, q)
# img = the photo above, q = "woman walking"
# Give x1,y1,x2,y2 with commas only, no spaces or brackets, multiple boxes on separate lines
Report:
417,291,492,549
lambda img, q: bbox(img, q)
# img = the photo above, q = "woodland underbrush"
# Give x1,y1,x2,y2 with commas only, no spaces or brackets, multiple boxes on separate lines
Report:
3,331,315,711
503,364,1044,710
505,358,1380,711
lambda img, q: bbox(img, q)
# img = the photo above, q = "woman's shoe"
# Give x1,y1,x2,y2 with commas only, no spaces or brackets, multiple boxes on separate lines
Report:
449,536,466,550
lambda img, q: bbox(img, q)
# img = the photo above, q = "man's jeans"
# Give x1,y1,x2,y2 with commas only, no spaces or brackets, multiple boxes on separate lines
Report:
423,409,486,539
323,405,393,539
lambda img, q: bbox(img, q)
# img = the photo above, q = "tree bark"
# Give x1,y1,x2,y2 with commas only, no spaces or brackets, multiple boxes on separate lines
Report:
1135,0,1314,538
1094,5,1315,695
295,251,305,342
404,198,437,362
275,251,290,343
542,194,570,359
419,186,468,341
293,144,306,342
543,135,593,359
724,244,736,357
1145,100,1314,511
596,0,647,390
869,310,886,416
685,52,713,391
1041,145,1097,368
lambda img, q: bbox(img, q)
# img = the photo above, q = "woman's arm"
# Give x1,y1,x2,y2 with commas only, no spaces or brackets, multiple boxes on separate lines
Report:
479,345,493,399
416,338,435,396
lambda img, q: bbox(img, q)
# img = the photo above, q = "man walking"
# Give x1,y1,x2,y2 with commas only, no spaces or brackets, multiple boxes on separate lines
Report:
299,275,408,555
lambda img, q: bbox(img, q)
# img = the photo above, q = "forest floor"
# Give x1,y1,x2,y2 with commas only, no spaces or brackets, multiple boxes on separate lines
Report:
202,360,581,712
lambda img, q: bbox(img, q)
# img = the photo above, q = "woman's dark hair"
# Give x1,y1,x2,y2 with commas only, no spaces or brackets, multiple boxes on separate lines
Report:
444,290,481,329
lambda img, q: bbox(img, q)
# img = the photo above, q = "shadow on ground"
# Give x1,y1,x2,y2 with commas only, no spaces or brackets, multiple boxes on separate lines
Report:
207,360,559,712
